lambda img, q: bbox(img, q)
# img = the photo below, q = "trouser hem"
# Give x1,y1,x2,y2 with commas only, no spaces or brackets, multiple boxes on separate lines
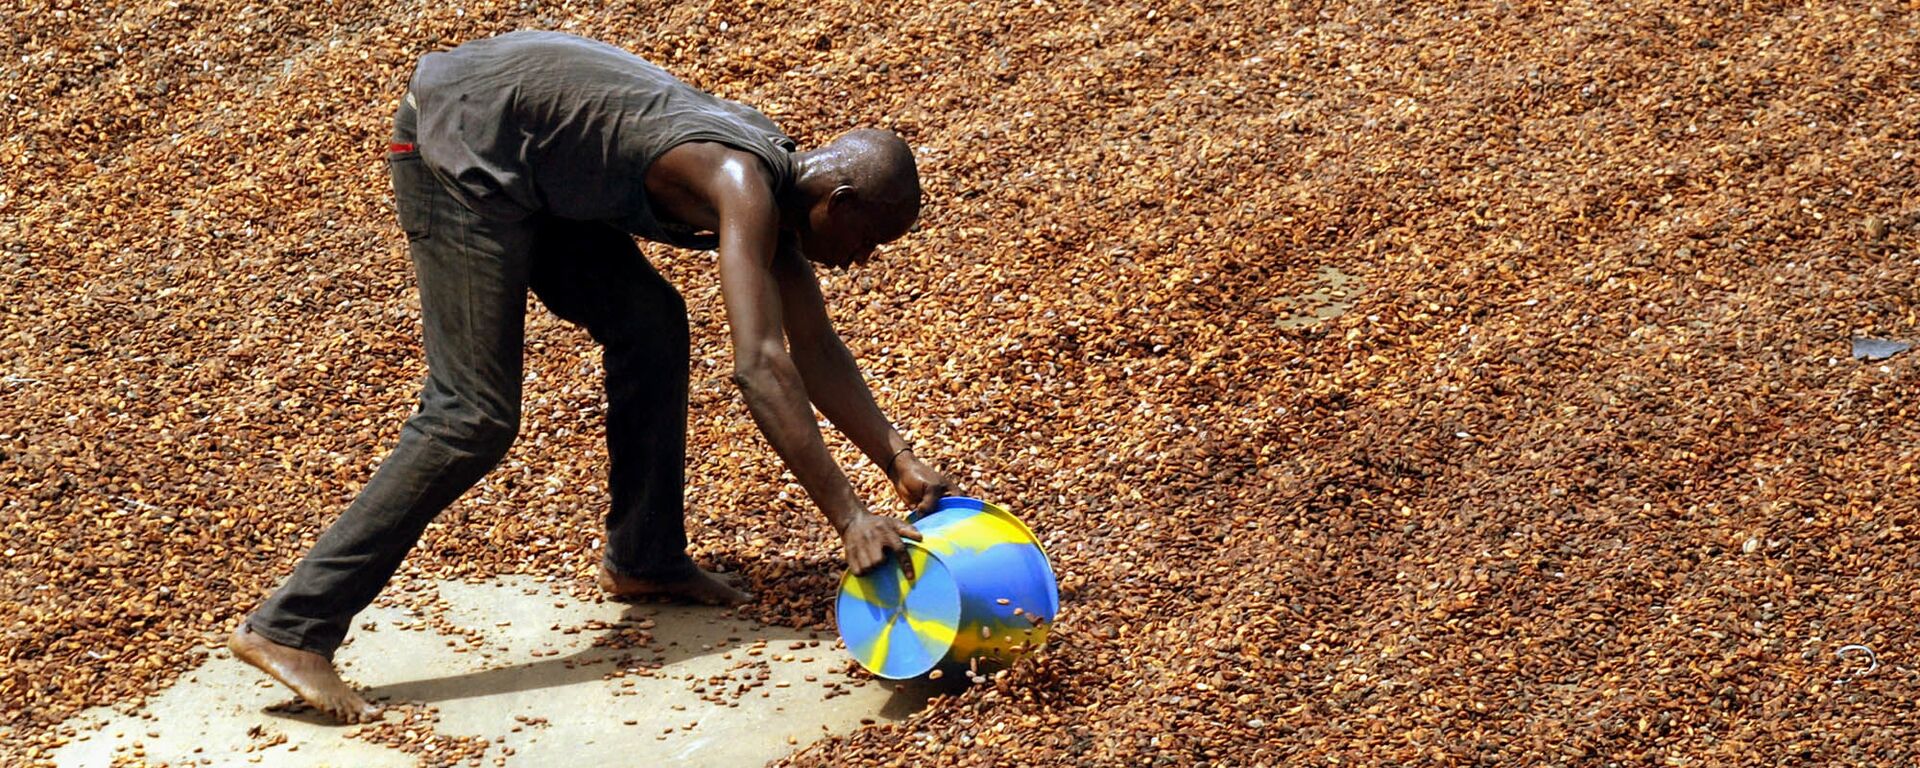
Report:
603,552,701,582
245,614,335,659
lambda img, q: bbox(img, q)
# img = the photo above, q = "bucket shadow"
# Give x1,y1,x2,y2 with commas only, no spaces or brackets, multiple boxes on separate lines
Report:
876,675,969,720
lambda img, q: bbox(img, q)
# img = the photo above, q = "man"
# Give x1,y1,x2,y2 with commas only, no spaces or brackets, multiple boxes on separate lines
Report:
229,30,953,724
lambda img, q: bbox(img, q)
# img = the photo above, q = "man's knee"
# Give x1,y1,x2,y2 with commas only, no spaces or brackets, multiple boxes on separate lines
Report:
408,399,520,464
600,308,689,361
464,415,519,465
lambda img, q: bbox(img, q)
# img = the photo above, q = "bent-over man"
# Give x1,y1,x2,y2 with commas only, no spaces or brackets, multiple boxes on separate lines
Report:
230,30,953,723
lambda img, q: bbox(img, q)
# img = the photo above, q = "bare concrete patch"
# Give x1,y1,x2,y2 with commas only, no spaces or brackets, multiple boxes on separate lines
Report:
1275,266,1362,328
53,575,917,767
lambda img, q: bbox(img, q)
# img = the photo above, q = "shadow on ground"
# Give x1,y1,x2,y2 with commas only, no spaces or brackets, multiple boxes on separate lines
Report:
54,574,924,767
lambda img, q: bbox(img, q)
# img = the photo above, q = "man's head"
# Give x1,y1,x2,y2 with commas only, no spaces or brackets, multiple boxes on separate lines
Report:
790,129,921,268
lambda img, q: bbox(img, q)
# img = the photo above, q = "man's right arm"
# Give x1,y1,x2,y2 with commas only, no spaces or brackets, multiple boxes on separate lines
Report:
701,155,920,574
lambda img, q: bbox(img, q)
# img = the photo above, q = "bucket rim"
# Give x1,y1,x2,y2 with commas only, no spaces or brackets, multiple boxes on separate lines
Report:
915,496,1052,562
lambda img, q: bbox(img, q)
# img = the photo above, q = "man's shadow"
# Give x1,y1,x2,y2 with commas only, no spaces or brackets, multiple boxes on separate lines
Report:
262,600,751,725
266,560,942,725
362,602,745,706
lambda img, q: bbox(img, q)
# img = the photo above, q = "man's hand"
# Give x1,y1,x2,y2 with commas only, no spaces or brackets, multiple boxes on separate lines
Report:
841,510,923,575
890,453,955,517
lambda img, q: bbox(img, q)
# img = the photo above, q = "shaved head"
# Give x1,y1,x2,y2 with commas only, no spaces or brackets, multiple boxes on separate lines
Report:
801,129,921,237
785,128,923,267
834,129,920,206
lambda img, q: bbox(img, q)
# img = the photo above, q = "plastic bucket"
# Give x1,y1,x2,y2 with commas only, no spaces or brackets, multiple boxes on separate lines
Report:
835,497,1060,679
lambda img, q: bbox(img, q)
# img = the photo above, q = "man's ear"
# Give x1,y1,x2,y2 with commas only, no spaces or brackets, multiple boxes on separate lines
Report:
827,185,857,212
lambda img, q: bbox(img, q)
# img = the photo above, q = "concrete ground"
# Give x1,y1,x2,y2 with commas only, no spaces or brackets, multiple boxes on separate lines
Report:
51,574,935,767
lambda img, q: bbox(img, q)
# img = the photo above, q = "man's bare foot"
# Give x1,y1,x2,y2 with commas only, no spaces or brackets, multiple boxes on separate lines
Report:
228,623,380,724
598,563,753,606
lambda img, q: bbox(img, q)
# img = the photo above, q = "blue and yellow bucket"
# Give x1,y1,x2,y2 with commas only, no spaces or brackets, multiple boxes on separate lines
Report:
835,497,1060,679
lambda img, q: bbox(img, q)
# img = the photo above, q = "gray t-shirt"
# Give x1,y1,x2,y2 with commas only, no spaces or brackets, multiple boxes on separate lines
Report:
408,31,797,249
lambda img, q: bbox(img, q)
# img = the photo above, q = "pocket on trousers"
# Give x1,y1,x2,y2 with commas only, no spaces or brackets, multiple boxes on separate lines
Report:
388,152,434,241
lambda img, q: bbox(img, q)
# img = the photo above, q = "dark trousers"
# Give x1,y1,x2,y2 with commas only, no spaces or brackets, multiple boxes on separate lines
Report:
248,99,698,657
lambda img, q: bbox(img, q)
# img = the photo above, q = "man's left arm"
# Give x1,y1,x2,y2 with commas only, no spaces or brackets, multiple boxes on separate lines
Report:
771,244,954,514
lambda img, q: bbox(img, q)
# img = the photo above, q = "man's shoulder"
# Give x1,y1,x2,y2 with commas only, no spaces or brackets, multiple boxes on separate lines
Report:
644,141,781,234
655,142,780,197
